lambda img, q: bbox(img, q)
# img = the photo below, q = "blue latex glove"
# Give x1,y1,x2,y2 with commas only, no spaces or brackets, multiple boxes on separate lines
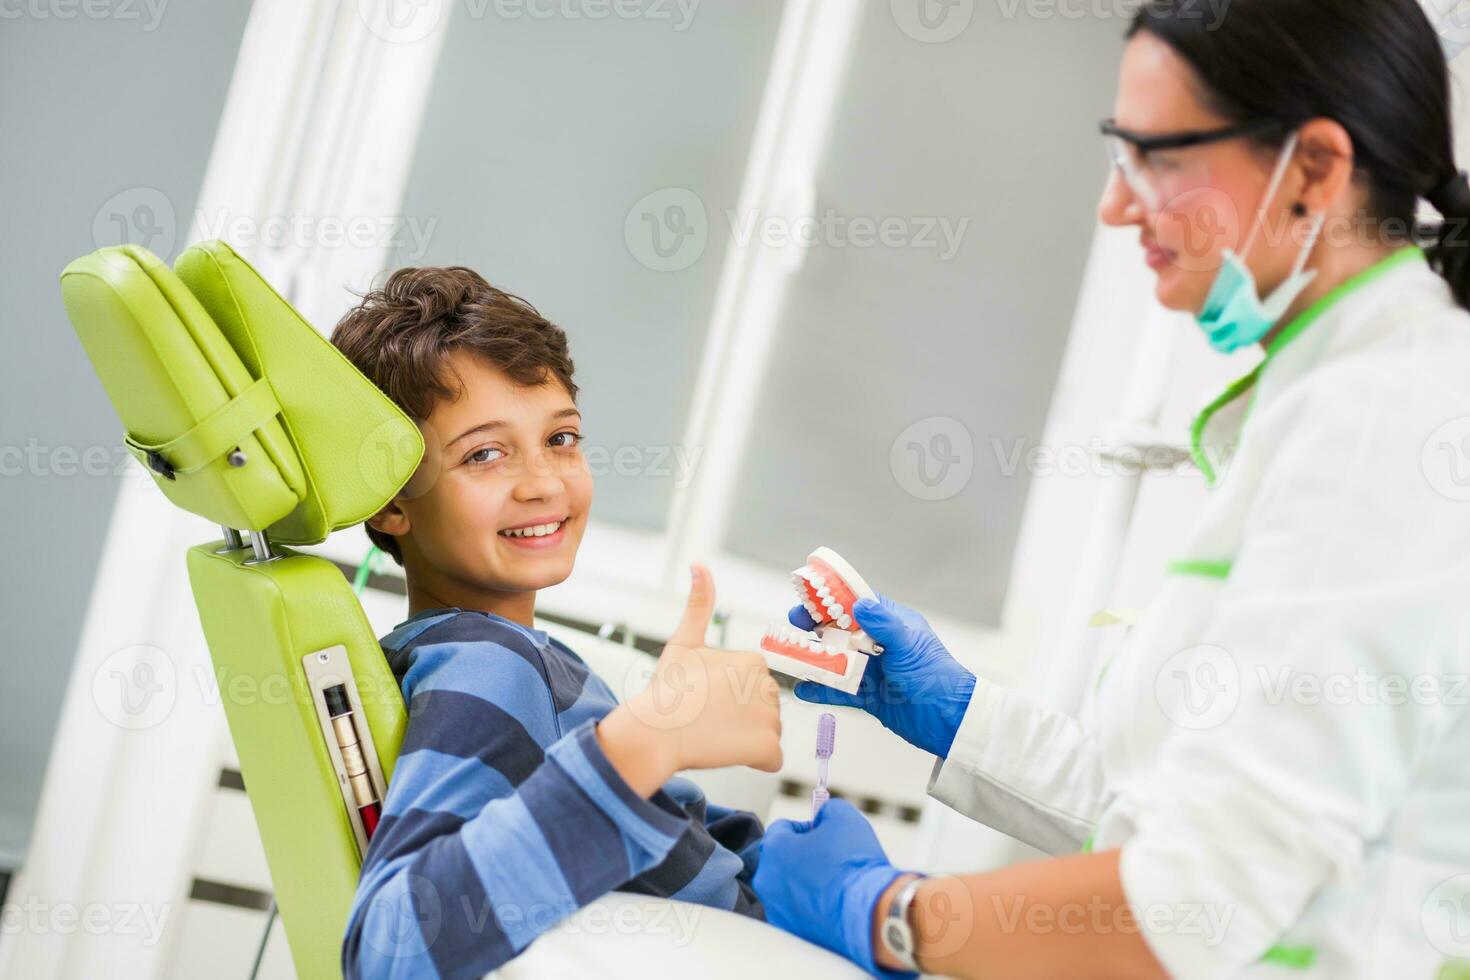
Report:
791,593,976,758
753,798,914,978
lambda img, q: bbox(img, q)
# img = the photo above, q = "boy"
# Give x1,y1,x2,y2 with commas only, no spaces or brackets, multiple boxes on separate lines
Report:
330,267,783,978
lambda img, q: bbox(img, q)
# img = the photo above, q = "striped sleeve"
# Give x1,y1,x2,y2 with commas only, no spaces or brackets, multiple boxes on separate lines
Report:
341,640,690,980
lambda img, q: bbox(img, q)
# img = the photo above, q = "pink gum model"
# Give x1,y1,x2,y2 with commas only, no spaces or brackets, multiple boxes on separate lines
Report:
759,547,881,695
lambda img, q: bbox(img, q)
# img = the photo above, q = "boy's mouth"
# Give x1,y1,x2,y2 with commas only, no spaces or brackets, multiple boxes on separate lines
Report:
497,515,571,550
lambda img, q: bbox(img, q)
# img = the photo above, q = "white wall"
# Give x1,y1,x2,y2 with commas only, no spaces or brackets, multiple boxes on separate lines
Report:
0,0,253,876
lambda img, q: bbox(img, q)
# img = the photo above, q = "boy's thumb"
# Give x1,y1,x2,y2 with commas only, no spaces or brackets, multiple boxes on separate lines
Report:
668,563,716,648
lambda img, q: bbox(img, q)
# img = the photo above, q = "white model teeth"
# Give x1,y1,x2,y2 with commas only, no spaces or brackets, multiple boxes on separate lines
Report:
791,564,855,626
765,626,835,654
772,549,880,661
502,520,563,538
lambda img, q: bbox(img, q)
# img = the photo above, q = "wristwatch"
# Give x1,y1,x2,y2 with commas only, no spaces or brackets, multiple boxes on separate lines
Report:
879,873,926,973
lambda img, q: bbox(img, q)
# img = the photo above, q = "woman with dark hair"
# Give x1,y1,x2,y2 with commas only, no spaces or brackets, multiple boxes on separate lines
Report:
751,1,1470,976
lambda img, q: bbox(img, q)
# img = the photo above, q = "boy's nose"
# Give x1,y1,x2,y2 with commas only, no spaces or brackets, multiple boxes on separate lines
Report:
511,452,566,501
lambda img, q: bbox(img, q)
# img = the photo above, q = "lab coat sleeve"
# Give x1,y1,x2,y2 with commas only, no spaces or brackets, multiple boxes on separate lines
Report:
927,676,1111,855
1116,363,1470,979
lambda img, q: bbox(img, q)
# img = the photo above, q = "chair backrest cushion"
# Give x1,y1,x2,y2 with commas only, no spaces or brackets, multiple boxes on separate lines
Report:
175,241,423,544
60,244,307,531
60,242,424,542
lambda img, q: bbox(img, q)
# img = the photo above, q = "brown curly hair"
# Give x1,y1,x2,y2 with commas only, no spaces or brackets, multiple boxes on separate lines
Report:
330,266,577,565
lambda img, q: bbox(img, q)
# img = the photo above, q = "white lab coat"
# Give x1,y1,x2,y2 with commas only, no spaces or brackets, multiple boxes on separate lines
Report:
929,248,1470,978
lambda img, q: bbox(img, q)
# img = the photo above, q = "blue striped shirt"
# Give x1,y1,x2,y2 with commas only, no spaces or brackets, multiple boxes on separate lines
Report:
341,608,765,979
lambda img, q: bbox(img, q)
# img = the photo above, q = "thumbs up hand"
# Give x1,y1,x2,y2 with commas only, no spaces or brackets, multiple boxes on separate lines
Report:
596,565,784,796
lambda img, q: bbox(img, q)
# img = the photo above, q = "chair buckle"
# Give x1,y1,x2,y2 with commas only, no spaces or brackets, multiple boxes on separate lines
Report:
145,449,176,480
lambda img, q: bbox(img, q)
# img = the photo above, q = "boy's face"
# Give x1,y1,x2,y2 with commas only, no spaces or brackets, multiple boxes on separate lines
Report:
375,349,592,602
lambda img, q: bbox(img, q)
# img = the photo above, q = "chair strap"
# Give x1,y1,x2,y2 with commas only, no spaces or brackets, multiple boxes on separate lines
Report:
124,377,282,479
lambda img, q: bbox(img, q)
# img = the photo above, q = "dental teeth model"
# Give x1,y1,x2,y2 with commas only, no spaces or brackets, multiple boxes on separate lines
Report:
759,547,881,696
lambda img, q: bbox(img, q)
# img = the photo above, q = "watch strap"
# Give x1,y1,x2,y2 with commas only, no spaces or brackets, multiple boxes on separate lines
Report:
881,873,927,973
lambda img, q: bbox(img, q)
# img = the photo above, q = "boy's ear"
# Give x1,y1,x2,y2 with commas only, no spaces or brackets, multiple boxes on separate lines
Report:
366,499,411,537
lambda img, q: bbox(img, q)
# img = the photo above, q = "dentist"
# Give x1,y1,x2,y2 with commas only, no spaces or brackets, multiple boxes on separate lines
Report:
752,0,1470,976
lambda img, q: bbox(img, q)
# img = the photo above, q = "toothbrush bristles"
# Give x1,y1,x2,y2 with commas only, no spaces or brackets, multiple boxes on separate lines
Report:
816,712,836,758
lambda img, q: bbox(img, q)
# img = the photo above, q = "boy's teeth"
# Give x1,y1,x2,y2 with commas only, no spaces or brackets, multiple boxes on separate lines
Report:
502,520,563,538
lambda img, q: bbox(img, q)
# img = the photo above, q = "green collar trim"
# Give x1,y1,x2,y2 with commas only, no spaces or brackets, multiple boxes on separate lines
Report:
1436,959,1470,980
1260,945,1318,970
1189,246,1426,486
1265,244,1425,358
1167,559,1233,579
1190,368,1261,486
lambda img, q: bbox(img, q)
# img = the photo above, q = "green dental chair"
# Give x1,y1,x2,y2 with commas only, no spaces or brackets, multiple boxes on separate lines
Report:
59,241,425,979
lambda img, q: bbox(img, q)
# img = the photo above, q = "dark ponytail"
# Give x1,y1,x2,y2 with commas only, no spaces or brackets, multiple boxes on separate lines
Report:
1427,169,1470,307
1129,0,1470,310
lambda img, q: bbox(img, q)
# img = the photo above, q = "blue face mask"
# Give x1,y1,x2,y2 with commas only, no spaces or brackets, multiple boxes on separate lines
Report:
1195,132,1326,354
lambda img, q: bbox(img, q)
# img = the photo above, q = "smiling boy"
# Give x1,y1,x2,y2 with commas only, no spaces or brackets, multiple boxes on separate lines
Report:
330,267,782,978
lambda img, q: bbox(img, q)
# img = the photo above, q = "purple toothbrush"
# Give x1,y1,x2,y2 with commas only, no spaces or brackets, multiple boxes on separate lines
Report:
812,713,836,819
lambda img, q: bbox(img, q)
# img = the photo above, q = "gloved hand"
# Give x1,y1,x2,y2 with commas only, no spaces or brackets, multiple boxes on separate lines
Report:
791,593,976,758
753,798,913,978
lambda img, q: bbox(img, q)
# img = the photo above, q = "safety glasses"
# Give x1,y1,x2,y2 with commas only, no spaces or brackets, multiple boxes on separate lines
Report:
1100,118,1284,210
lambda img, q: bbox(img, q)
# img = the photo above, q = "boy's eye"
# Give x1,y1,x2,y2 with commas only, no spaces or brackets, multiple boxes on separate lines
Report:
549,431,583,449
466,446,505,466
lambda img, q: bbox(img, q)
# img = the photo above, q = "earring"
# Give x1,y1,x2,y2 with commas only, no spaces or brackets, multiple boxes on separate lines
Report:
1291,203,1308,217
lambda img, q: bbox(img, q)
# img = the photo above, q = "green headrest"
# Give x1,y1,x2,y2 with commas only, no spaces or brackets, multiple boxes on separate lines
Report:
60,242,423,544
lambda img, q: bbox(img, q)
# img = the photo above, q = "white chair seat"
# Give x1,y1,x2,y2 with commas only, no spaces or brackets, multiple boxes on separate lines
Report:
494,891,866,979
